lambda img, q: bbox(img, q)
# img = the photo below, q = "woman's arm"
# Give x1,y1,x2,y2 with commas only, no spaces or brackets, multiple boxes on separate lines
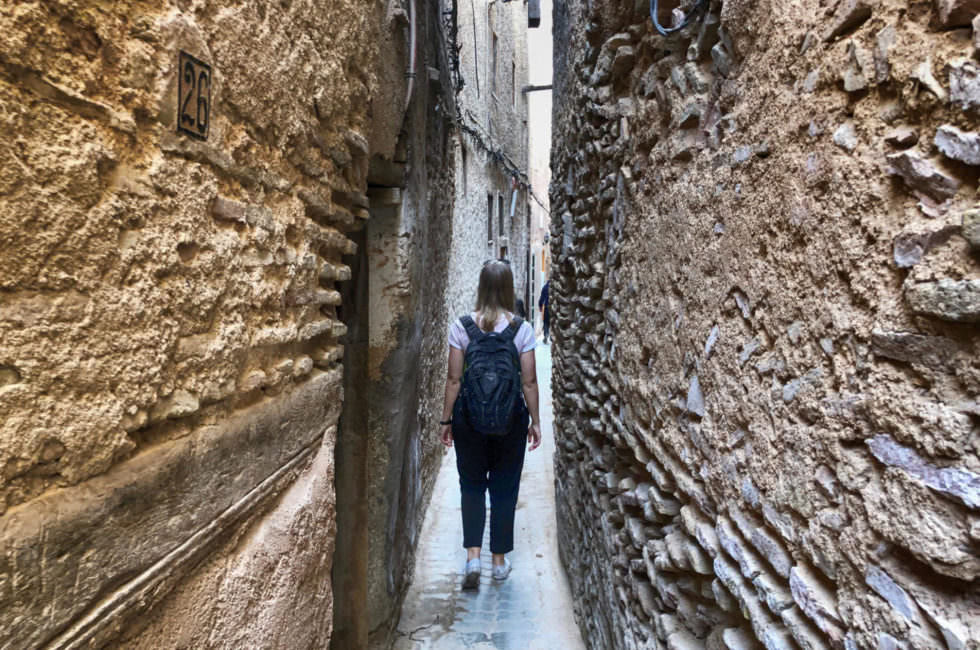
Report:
439,346,464,447
519,349,541,451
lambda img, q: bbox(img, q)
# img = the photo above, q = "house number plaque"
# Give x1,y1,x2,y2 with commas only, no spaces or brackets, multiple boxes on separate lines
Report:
177,51,211,140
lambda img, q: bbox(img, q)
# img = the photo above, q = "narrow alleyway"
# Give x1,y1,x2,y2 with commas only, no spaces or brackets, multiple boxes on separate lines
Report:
391,343,584,649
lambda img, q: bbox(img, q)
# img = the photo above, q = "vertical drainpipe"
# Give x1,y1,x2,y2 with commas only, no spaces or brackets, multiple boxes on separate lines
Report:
405,0,417,111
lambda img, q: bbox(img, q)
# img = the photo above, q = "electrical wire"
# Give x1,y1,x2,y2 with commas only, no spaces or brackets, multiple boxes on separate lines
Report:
649,0,709,36
439,2,549,213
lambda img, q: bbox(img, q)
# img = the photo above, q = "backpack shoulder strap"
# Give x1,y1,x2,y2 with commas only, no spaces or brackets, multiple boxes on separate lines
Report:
501,317,523,341
459,315,485,341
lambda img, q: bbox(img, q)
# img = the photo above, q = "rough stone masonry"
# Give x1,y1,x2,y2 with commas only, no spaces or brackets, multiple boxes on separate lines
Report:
0,1,456,647
550,0,979,648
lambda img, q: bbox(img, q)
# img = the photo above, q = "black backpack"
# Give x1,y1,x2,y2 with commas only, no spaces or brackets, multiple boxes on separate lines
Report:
457,315,524,436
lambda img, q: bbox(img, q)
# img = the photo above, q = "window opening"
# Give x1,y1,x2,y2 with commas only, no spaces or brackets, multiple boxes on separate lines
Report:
512,60,516,107
491,33,498,95
487,193,494,244
498,194,505,238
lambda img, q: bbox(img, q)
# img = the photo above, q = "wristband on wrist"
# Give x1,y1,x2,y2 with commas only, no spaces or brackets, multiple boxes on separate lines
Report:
439,418,452,426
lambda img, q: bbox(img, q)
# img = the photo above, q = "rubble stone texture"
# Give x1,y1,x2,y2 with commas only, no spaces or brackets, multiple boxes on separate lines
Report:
0,0,454,647
549,0,980,649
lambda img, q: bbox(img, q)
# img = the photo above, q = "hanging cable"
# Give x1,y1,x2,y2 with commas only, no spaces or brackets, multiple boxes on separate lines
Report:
649,0,709,35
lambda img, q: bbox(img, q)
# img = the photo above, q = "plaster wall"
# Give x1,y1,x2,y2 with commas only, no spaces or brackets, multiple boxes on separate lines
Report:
550,0,980,648
0,0,447,647
449,0,533,314
528,0,554,325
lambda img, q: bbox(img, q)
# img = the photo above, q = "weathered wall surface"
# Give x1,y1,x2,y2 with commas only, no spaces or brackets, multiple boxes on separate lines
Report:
528,0,554,327
0,0,442,647
363,3,459,639
447,0,532,316
550,0,979,648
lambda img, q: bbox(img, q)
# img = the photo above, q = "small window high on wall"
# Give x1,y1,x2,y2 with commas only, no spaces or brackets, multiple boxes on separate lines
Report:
491,33,498,95
487,193,494,245
512,61,516,107
498,195,505,239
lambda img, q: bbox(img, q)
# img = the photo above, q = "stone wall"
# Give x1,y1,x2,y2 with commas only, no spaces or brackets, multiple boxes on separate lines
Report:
0,0,451,647
550,0,979,649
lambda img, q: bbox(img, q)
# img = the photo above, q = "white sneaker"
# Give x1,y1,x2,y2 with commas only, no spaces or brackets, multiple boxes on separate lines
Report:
492,558,512,581
462,558,481,590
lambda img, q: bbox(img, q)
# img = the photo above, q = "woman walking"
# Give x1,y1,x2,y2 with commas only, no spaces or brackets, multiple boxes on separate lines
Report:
439,260,542,589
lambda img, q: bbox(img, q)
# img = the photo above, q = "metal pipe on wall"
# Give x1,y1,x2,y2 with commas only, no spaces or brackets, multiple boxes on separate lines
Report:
405,0,417,110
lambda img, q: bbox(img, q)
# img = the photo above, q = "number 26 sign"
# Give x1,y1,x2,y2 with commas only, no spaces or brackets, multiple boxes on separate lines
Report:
177,51,211,140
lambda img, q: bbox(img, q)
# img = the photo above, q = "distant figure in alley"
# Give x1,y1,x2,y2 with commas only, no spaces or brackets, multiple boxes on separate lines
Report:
538,278,550,344
439,259,542,590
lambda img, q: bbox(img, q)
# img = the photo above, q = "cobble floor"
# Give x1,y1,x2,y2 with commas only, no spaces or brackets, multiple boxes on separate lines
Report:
391,343,585,649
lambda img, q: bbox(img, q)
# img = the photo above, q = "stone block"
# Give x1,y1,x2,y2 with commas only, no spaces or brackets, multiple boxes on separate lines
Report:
865,565,918,621
935,124,980,165
963,208,980,249
780,606,835,650
905,278,980,323
884,127,917,148
722,627,758,650
685,539,714,574
713,579,740,613
717,517,762,580
824,0,872,41
874,25,895,83
832,122,858,151
647,458,677,492
886,151,960,202
949,58,980,111
686,374,706,417
934,0,980,27
753,572,795,614
762,504,797,544
913,58,948,100
876,633,908,650
789,565,844,640
212,196,248,223
867,433,980,507
610,46,637,82
762,625,796,650
664,530,692,570
636,580,658,618
649,483,682,516
591,33,633,85
149,389,200,423
742,478,761,508
750,527,793,579
870,329,958,370
711,43,733,78
892,226,959,268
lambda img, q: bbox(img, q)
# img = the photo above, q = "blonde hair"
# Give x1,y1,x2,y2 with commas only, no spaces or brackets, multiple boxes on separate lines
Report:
475,261,516,331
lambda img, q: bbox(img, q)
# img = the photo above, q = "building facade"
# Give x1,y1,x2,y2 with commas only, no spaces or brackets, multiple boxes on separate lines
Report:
445,0,533,320
527,0,554,330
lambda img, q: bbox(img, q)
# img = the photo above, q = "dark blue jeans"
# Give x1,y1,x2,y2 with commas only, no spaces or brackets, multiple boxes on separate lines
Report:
452,402,529,554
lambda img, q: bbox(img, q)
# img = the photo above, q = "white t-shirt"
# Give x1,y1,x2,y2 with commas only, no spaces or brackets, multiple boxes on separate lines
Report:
448,312,537,354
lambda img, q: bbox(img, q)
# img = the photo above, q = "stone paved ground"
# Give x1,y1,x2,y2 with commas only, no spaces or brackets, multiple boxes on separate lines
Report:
391,343,585,650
